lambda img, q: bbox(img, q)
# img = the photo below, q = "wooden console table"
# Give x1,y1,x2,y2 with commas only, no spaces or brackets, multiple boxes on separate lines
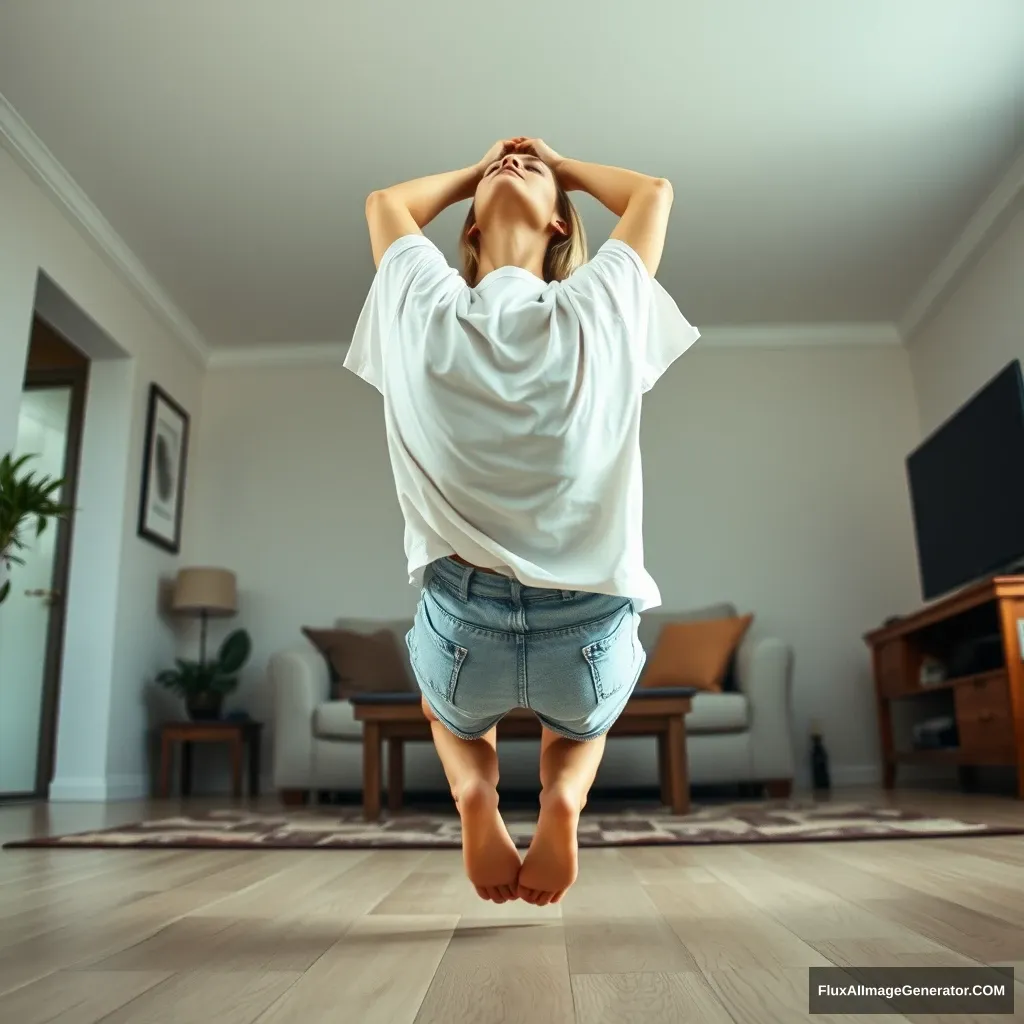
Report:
863,575,1024,797
350,689,695,821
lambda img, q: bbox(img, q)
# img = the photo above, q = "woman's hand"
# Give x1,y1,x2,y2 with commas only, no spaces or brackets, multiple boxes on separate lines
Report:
511,138,565,173
475,138,527,176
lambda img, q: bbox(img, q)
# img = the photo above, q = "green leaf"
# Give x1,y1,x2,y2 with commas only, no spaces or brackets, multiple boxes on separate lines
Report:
0,452,74,568
217,629,251,674
0,579,9,605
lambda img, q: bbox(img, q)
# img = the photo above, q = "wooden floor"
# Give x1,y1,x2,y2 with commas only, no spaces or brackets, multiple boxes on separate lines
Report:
0,785,1022,1023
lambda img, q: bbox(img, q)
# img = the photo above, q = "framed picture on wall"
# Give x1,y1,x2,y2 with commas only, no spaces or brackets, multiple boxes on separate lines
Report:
138,383,190,553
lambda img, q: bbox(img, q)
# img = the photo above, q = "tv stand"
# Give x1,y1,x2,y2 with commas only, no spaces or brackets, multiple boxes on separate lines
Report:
864,575,1024,797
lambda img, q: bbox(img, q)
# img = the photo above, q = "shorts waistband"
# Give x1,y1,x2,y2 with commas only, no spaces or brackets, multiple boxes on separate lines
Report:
429,555,578,604
448,554,500,574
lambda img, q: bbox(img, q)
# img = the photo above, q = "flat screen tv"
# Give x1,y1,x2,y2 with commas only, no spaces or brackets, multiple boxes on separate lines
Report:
906,358,1024,601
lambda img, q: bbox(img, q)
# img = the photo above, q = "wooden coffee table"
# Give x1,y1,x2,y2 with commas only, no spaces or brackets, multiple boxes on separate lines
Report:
350,689,695,821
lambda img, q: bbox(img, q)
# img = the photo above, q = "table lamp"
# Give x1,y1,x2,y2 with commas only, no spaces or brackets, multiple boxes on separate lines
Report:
172,567,237,664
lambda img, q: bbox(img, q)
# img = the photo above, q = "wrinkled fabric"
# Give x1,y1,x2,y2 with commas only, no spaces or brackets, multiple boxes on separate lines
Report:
344,234,700,611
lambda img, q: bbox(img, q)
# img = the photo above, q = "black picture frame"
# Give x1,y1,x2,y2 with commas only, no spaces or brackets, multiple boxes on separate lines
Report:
137,383,190,554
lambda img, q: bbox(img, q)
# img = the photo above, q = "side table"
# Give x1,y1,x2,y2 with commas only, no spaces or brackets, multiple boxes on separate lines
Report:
158,720,263,799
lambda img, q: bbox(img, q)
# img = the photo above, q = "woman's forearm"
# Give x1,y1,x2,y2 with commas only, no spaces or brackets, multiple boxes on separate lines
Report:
554,158,669,217
375,164,482,228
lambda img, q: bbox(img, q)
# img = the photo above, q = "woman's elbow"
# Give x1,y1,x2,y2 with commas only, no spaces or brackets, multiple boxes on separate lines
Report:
650,177,674,200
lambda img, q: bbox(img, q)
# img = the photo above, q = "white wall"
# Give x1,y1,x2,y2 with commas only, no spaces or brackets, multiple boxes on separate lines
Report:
907,197,1024,432
187,342,923,788
0,144,205,800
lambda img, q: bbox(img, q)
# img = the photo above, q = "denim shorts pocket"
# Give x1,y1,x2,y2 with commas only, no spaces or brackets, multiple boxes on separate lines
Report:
582,602,640,701
409,598,469,702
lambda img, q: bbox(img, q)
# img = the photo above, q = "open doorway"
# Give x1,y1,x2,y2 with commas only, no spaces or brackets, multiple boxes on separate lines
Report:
0,317,89,799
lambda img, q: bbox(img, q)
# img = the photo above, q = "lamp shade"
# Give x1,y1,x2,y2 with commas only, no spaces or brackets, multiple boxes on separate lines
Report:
172,567,237,616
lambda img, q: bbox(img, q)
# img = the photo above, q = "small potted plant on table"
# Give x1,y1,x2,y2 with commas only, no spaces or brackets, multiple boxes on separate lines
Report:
156,629,252,720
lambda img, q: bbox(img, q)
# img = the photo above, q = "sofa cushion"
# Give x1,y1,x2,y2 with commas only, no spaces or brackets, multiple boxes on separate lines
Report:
638,604,745,692
302,624,416,698
686,692,749,733
637,603,737,654
313,700,362,740
640,614,753,692
336,617,416,688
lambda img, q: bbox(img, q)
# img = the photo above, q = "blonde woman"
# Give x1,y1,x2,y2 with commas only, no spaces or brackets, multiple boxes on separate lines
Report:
345,138,699,906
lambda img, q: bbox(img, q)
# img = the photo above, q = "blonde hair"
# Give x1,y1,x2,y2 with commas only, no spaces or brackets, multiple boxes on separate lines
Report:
459,180,587,285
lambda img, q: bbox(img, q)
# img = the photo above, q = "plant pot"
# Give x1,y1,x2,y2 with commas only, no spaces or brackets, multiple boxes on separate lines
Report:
186,692,223,721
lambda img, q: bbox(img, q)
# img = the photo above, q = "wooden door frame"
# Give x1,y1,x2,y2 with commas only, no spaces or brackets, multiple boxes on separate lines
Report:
19,364,89,799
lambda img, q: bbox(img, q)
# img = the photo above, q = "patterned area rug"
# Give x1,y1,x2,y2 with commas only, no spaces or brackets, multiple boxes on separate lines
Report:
5,801,1022,850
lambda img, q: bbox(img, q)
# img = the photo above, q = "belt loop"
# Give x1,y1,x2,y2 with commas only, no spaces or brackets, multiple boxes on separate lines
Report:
561,590,575,601
457,563,473,602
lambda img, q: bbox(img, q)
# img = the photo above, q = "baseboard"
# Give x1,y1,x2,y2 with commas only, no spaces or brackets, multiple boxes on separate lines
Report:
48,774,148,802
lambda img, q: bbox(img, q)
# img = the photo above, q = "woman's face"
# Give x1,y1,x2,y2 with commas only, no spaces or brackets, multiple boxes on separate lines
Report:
473,151,560,231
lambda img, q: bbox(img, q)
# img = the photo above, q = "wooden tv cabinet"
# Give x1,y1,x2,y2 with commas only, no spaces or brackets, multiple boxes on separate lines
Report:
864,575,1024,798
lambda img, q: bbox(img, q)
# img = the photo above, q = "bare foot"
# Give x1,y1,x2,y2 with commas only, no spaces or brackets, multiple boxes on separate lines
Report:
456,779,522,902
518,787,580,906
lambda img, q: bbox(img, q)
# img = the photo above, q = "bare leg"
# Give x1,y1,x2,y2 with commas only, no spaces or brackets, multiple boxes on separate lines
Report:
518,727,607,906
421,697,521,902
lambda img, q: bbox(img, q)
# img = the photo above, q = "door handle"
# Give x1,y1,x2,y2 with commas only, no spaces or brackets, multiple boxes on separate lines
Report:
25,588,62,606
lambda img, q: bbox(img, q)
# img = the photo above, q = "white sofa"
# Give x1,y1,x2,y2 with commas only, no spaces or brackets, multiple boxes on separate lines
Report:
270,602,795,803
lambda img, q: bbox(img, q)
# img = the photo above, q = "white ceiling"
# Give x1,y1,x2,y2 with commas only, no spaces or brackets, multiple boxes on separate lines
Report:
1,0,1022,350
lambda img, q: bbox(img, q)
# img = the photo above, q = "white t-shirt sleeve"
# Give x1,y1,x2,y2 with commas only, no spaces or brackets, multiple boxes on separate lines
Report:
344,234,452,392
563,238,701,392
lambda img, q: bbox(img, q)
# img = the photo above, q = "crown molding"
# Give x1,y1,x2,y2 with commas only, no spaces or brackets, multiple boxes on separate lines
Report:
206,323,902,369
899,148,1024,341
0,90,210,366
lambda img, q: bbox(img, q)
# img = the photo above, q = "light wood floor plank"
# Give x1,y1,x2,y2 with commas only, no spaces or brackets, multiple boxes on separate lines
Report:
821,842,1024,927
255,914,458,1024
562,879,699,975
99,970,302,1024
647,880,831,971
0,969,170,1024
810,937,983,967
703,966,909,1023
414,917,573,1023
570,972,735,1024
83,915,349,973
858,894,1024,963
705,862,938,943
0,888,232,992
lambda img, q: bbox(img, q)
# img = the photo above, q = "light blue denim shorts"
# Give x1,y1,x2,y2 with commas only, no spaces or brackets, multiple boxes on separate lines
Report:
406,557,646,741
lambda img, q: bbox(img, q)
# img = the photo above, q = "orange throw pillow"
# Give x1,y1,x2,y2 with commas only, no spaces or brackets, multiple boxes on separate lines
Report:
642,615,753,692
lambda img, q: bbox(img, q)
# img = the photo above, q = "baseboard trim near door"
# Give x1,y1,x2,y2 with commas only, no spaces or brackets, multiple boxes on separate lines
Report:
49,774,148,802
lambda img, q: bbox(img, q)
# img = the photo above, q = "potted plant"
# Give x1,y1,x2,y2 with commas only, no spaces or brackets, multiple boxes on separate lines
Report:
0,452,75,605
156,628,252,720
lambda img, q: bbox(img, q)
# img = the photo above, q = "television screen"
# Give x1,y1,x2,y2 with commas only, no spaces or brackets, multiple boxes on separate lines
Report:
906,359,1024,601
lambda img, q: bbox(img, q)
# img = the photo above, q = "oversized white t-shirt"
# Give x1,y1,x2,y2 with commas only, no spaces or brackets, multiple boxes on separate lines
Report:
343,234,700,611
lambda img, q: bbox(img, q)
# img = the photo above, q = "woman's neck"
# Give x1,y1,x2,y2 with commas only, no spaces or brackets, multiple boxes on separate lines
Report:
475,222,548,283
